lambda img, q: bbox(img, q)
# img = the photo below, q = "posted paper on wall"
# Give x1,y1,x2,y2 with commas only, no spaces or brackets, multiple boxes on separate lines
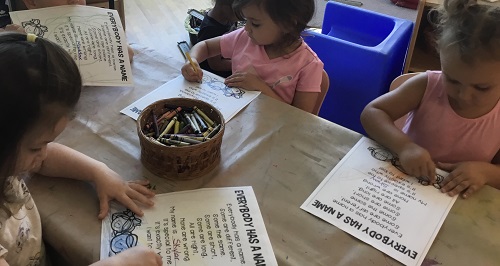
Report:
121,71,260,122
10,5,133,86
101,186,278,265
301,137,457,266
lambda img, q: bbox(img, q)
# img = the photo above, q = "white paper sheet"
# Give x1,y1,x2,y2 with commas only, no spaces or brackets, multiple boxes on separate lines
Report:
121,71,260,122
301,137,457,266
10,5,133,87
101,186,277,265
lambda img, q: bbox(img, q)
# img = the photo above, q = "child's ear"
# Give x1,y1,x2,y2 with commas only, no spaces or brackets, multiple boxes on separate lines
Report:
22,0,37,9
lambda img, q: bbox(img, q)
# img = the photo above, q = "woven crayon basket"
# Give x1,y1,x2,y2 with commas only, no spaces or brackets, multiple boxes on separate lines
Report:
137,98,225,180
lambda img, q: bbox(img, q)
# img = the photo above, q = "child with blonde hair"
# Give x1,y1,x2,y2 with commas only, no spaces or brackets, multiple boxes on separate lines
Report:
361,0,500,199
0,32,159,265
182,0,323,114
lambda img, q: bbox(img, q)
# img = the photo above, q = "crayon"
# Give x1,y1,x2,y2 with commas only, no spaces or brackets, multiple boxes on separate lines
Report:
185,52,198,74
174,120,180,134
193,112,208,132
189,113,201,133
183,136,210,142
157,110,173,123
157,117,177,139
206,124,221,138
193,106,215,127
168,136,202,145
178,124,191,134
184,113,200,134
159,138,191,146
163,133,204,138
151,111,160,138
165,104,193,112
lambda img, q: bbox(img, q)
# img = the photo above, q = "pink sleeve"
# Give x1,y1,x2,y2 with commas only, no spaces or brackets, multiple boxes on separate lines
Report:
296,59,324,93
220,28,245,59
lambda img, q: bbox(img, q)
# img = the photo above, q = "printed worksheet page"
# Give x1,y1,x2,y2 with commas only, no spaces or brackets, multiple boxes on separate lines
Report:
301,137,457,266
101,186,277,265
11,5,132,86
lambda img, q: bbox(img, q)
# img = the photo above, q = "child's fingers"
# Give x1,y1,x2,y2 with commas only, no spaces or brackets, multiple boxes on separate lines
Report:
426,161,436,184
128,180,156,197
461,185,478,199
117,194,145,217
127,185,155,206
181,64,201,82
98,195,110,219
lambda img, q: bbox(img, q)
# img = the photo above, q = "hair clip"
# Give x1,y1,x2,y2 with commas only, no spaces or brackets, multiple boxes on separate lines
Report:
26,33,37,43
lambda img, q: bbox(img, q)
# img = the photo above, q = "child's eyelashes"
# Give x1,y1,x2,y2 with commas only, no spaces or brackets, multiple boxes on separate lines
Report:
473,85,491,91
30,148,42,153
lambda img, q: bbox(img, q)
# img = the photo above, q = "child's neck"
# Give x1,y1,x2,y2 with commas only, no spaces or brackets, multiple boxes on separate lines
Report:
264,39,302,60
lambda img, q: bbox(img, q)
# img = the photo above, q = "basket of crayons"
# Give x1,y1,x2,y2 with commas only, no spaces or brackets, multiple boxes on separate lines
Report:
137,98,225,179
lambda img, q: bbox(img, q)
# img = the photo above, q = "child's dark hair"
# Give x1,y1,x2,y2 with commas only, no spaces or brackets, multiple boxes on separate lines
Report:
0,32,82,178
233,0,314,49
432,0,500,64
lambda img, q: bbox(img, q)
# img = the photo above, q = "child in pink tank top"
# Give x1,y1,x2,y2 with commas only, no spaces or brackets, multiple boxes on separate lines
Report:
361,0,500,199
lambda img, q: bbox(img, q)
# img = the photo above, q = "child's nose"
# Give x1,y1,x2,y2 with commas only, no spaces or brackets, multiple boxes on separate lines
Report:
458,87,474,102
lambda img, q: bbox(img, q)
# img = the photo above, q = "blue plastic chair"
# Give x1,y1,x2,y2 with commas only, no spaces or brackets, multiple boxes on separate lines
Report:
304,1,413,135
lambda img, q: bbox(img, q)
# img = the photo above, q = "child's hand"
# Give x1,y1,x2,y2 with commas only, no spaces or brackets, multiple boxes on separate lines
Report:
91,246,162,266
224,72,267,91
398,142,436,183
438,161,491,198
0,24,26,33
181,60,202,82
93,164,155,219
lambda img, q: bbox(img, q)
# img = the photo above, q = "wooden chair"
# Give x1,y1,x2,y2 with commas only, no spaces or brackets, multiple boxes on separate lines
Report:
312,69,330,115
389,72,419,129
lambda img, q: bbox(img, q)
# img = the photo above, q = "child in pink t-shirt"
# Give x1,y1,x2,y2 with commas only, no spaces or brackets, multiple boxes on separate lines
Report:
361,0,500,199
181,0,323,114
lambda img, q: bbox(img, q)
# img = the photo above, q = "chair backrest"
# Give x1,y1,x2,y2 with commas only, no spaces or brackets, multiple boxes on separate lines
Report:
389,72,419,129
312,69,330,115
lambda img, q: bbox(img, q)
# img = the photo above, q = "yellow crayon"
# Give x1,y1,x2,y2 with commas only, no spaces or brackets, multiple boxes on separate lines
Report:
157,117,177,139
193,106,215,127
174,120,180,134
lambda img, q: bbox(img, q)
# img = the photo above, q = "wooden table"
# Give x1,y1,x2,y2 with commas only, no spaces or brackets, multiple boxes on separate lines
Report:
27,44,500,266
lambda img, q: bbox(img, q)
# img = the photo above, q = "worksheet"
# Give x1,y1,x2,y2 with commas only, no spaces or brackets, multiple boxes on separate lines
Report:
301,137,458,266
10,5,132,86
121,71,260,122
101,186,278,265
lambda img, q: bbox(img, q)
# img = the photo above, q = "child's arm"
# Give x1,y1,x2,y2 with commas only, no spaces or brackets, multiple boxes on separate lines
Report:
224,71,287,103
361,73,437,182
206,56,232,72
0,258,8,266
90,246,161,266
438,150,500,198
292,92,319,113
33,143,155,219
181,37,223,82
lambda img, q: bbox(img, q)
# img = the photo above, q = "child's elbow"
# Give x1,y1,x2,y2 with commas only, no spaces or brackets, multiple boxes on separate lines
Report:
360,105,372,125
